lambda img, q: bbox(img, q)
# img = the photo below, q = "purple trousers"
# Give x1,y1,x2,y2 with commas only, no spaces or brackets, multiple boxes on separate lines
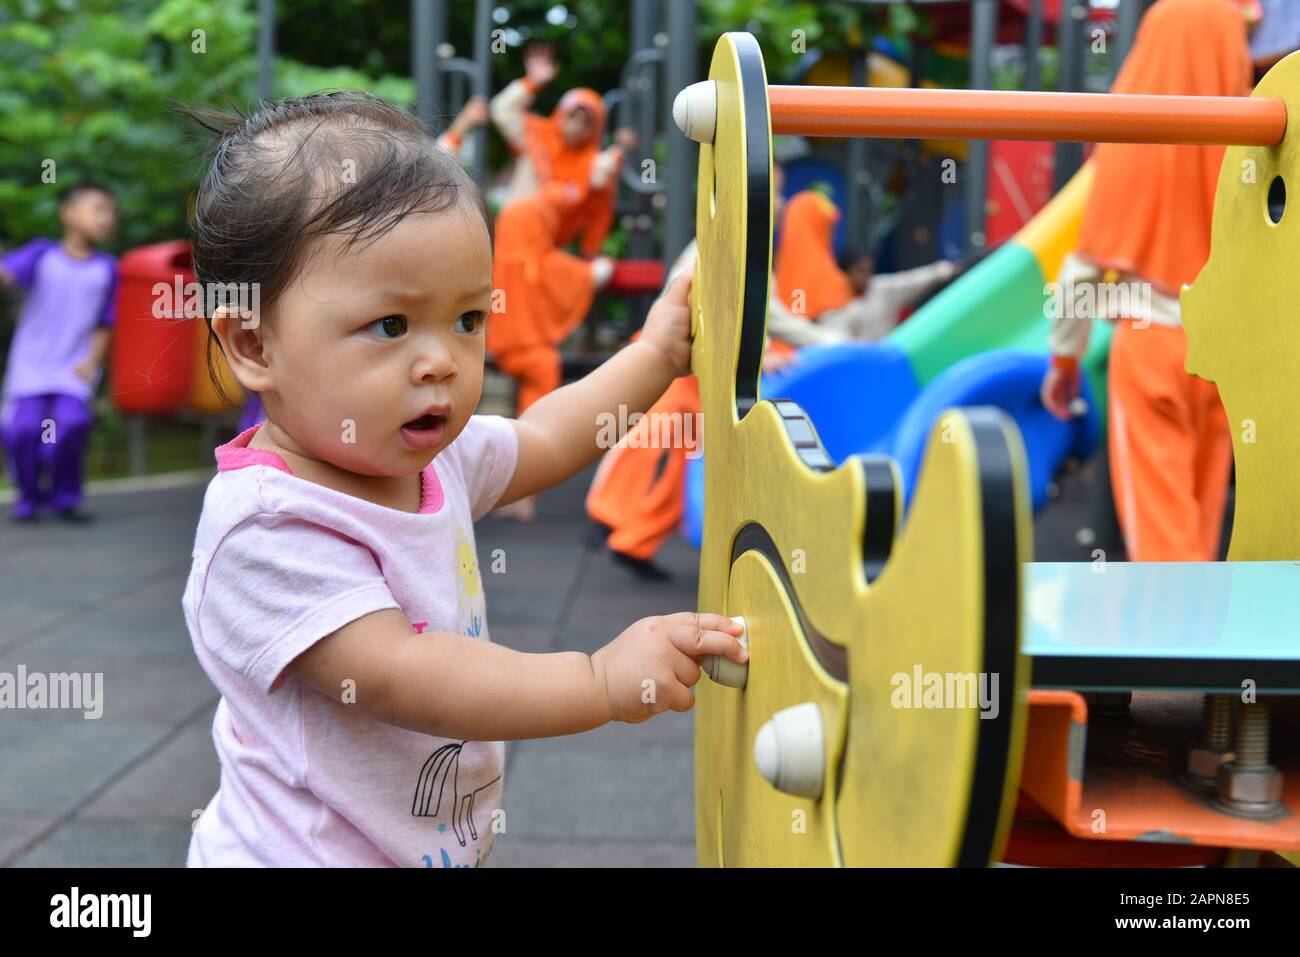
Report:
1,393,93,518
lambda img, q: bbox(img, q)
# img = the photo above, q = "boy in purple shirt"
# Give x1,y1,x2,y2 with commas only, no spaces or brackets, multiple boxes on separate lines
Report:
0,182,118,522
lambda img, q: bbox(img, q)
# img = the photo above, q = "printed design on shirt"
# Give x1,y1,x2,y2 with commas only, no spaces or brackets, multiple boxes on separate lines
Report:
422,845,488,868
454,522,484,638
412,741,501,848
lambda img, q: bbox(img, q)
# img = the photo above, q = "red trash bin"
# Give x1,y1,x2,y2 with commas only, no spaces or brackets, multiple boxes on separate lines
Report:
110,240,198,415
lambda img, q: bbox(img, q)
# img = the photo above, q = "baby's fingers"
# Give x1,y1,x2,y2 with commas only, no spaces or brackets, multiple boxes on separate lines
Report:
672,651,702,688
661,678,697,714
663,611,742,636
665,617,748,663
663,270,693,305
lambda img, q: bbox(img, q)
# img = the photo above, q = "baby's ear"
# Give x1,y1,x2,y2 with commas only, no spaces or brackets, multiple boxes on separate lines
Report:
210,303,274,392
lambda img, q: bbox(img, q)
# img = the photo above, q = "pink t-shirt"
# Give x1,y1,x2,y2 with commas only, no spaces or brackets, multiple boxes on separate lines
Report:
184,415,519,867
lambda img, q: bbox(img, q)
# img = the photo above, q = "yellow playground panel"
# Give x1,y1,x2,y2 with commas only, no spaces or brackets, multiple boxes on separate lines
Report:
677,32,1300,867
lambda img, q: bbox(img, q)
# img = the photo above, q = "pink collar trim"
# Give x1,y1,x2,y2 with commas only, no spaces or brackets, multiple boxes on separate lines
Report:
215,424,444,515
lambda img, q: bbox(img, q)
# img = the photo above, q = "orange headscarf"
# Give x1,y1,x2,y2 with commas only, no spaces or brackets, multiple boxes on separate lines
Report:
1076,0,1253,294
774,191,855,319
522,88,615,258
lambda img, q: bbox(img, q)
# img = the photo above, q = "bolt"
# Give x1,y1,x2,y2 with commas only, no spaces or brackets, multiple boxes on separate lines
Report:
1213,703,1285,820
1181,694,1233,791
1205,694,1234,751
1235,701,1269,768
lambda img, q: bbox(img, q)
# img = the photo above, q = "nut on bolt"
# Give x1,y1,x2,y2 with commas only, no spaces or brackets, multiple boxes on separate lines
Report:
1214,764,1284,818
1212,702,1285,820
1182,694,1233,791
1183,744,1230,790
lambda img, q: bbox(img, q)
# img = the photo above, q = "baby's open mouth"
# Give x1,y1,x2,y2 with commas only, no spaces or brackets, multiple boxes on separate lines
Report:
403,413,444,431
400,410,448,450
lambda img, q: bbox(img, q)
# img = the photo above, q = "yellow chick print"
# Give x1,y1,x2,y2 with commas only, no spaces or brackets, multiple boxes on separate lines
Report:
454,523,484,637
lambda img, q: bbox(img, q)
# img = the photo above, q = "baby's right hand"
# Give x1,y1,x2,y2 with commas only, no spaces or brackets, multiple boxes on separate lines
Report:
591,613,747,723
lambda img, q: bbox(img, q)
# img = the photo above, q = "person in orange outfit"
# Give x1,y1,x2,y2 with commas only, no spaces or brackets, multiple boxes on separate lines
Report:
1040,0,1254,561
489,44,629,519
585,182,801,580
585,367,701,580
489,43,630,210
489,182,608,413
774,190,956,350
774,191,855,320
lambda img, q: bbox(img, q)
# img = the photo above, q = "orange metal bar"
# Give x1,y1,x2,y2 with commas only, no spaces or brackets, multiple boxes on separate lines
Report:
768,86,1287,146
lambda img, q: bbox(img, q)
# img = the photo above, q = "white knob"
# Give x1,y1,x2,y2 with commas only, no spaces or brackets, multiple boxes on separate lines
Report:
1068,396,1089,417
754,702,825,799
702,616,749,688
673,81,717,144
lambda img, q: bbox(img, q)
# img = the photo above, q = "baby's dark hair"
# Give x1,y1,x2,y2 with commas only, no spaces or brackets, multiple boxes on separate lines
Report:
183,90,493,407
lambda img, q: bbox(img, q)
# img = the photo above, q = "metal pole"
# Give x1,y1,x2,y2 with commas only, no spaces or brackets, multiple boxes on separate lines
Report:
412,0,446,133
966,0,996,258
664,0,698,268
471,0,492,181
766,87,1285,146
846,49,868,252
628,0,657,261
1024,0,1044,91
1114,0,1143,73
1055,0,1087,190
450,69,465,117
631,0,656,137
257,0,275,102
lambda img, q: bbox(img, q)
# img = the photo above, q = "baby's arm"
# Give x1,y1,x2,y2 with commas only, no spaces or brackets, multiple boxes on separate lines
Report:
287,605,745,740
496,272,693,505
290,609,606,739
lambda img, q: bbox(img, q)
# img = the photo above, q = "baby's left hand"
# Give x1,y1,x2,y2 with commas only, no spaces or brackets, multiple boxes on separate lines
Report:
640,269,693,377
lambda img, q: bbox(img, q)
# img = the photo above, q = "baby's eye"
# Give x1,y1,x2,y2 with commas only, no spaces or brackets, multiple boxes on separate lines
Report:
455,311,485,334
365,315,407,339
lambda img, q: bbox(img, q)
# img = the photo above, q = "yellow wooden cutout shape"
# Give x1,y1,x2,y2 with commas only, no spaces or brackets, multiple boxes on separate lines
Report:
691,33,1033,868
717,550,847,866
1183,51,1300,561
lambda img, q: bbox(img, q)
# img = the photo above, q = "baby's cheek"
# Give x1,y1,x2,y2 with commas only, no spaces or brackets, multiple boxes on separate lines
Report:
293,384,389,468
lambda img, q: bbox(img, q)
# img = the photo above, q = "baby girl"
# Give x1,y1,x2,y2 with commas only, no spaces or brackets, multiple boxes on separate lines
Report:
181,92,745,867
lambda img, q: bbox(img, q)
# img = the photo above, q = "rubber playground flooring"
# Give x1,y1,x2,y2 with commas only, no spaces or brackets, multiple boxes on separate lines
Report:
0,442,1122,867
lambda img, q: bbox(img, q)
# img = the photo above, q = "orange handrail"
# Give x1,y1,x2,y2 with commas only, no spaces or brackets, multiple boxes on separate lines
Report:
768,86,1287,146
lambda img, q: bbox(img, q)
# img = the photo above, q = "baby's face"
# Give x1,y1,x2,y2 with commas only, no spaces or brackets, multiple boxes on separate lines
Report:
262,203,492,478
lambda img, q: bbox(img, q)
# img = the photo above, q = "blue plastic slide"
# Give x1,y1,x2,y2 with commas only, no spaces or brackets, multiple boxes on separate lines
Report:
682,344,1099,548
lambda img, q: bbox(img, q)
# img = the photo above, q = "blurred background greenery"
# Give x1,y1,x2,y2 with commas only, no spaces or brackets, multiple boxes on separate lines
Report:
0,0,917,252
0,0,1077,484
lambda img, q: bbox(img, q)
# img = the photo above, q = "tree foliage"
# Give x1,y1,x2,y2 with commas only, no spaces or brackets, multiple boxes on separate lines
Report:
1,0,259,250
0,0,903,254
